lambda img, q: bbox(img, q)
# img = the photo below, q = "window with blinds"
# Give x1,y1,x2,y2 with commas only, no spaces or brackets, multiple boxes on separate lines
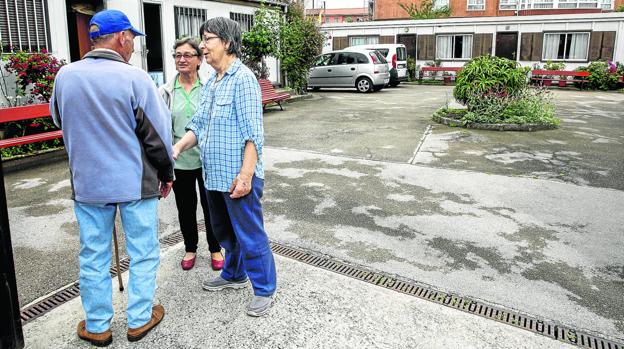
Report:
230,12,253,32
174,6,206,39
0,0,50,52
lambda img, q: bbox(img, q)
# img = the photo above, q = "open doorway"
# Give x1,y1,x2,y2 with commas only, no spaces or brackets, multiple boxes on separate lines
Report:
495,32,519,61
66,1,104,62
143,2,164,86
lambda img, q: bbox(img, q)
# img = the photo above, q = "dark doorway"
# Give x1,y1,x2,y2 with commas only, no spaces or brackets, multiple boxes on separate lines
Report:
397,34,417,60
66,1,104,62
496,32,518,61
143,3,164,86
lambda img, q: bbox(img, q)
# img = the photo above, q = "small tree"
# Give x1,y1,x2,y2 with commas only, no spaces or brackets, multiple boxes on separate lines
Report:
399,0,451,19
241,5,281,78
279,0,324,94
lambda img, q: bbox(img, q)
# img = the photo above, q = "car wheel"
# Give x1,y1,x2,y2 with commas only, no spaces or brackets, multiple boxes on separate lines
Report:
356,77,373,93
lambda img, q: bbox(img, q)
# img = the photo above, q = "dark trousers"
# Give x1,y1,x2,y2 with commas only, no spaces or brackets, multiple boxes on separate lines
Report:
205,176,276,297
172,168,221,254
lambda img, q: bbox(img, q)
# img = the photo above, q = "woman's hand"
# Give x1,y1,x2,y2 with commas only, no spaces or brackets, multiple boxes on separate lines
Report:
172,144,181,160
229,173,252,199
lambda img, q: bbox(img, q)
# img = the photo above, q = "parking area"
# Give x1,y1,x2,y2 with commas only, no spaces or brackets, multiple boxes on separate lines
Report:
263,85,624,339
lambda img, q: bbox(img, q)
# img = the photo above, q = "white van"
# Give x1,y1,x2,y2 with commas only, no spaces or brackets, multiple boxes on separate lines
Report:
344,44,408,87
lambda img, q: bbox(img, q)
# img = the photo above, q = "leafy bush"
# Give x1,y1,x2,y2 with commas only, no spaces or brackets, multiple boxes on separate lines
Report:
241,6,280,78
406,57,417,81
453,56,529,104
461,87,559,127
280,0,324,94
399,0,450,19
543,61,565,71
581,61,619,90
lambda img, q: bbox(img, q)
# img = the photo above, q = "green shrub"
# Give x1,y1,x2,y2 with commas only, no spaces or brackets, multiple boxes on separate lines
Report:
406,57,417,81
461,87,559,127
584,61,619,90
543,61,565,71
453,55,529,104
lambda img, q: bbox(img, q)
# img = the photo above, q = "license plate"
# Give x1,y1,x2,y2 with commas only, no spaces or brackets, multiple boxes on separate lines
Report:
397,64,406,69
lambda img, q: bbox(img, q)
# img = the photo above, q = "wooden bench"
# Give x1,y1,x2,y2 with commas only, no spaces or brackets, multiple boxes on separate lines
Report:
258,79,290,111
419,67,462,83
530,70,590,89
0,103,62,149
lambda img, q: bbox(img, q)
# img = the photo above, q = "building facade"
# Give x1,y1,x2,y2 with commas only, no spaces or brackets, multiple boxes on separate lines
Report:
0,0,285,86
324,13,624,71
372,0,623,20
306,7,370,23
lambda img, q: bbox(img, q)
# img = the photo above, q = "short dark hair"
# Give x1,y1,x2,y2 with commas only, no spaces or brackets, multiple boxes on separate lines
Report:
173,37,202,57
199,17,242,57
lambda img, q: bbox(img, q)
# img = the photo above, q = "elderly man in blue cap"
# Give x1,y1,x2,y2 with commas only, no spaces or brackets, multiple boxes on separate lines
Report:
50,9,173,347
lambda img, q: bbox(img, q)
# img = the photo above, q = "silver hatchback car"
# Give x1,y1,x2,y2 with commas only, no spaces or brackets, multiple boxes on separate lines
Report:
308,49,390,93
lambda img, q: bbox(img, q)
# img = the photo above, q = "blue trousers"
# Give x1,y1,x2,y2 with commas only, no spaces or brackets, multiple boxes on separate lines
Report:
74,198,160,333
205,176,276,297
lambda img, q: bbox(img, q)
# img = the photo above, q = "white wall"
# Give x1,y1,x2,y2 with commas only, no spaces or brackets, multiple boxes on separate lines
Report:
322,13,624,69
46,0,281,84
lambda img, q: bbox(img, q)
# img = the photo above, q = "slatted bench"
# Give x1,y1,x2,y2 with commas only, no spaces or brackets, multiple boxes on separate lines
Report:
419,67,463,83
258,79,290,111
0,103,62,149
530,70,590,89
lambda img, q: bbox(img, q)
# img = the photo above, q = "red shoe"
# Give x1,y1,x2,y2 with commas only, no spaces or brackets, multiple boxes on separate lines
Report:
211,257,224,271
181,256,196,270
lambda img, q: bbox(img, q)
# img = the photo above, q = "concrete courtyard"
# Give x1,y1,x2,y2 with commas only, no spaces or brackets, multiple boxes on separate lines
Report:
6,84,624,347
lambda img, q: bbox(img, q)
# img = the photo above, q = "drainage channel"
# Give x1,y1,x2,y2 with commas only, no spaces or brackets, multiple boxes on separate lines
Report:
20,230,623,349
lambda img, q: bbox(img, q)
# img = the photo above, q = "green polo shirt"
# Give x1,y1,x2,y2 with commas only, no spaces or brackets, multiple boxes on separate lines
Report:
172,78,202,170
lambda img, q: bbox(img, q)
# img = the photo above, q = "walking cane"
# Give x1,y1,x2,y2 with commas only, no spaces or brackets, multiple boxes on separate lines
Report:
112,226,124,292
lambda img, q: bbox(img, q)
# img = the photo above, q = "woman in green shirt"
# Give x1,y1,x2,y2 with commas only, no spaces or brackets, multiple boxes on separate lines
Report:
160,38,223,271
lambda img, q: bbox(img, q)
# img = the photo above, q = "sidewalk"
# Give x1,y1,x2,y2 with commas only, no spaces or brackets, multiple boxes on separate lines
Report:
23,241,574,349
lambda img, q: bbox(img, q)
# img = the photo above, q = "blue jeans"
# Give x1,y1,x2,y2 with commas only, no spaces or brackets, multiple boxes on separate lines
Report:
74,198,160,333
205,176,277,297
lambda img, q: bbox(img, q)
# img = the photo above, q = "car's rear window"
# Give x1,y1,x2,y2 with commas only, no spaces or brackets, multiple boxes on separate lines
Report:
397,47,407,61
374,51,387,64
377,49,390,57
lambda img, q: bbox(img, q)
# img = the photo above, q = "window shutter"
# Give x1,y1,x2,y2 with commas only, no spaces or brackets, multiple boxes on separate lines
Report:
472,33,492,57
379,35,395,44
588,31,616,61
417,35,435,60
588,32,603,61
530,33,542,61
520,33,533,61
333,36,347,50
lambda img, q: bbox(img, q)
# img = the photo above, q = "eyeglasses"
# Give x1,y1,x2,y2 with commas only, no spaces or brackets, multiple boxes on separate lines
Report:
202,36,220,43
173,53,198,60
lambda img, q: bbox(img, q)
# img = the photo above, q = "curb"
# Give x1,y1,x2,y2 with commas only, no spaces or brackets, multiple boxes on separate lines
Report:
432,114,558,132
2,149,67,173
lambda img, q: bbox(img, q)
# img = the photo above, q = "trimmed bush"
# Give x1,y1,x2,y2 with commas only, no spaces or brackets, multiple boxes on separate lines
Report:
453,55,529,104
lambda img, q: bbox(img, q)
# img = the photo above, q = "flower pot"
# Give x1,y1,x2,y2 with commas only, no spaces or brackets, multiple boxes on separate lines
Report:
443,76,452,85
558,80,567,87
543,79,552,87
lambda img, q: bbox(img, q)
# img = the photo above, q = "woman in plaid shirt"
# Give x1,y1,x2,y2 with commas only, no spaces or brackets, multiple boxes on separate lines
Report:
173,17,277,317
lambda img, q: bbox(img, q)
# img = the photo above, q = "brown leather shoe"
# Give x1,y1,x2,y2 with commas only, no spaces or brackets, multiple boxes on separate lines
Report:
77,320,112,347
127,304,165,342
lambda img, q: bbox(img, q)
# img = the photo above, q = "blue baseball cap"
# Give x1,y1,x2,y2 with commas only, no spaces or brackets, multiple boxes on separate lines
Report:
89,9,145,39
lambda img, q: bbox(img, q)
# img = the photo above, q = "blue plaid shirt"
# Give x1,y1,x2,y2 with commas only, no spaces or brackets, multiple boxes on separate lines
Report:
186,59,264,192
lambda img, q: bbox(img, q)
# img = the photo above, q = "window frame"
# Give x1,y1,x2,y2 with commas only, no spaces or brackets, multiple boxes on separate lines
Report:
174,6,207,39
0,0,51,52
467,0,486,11
229,12,254,32
348,35,379,47
541,32,590,62
435,34,474,61
499,0,518,10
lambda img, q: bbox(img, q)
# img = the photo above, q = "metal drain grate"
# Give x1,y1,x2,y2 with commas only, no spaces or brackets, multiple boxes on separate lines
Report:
269,242,624,349
20,231,185,324
19,229,624,349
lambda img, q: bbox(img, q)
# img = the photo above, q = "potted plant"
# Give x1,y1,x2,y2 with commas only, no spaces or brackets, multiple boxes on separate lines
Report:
544,61,566,87
442,71,453,85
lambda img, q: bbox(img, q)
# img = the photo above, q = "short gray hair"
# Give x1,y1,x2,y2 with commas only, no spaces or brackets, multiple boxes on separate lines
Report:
173,37,202,57
199,17,242,57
